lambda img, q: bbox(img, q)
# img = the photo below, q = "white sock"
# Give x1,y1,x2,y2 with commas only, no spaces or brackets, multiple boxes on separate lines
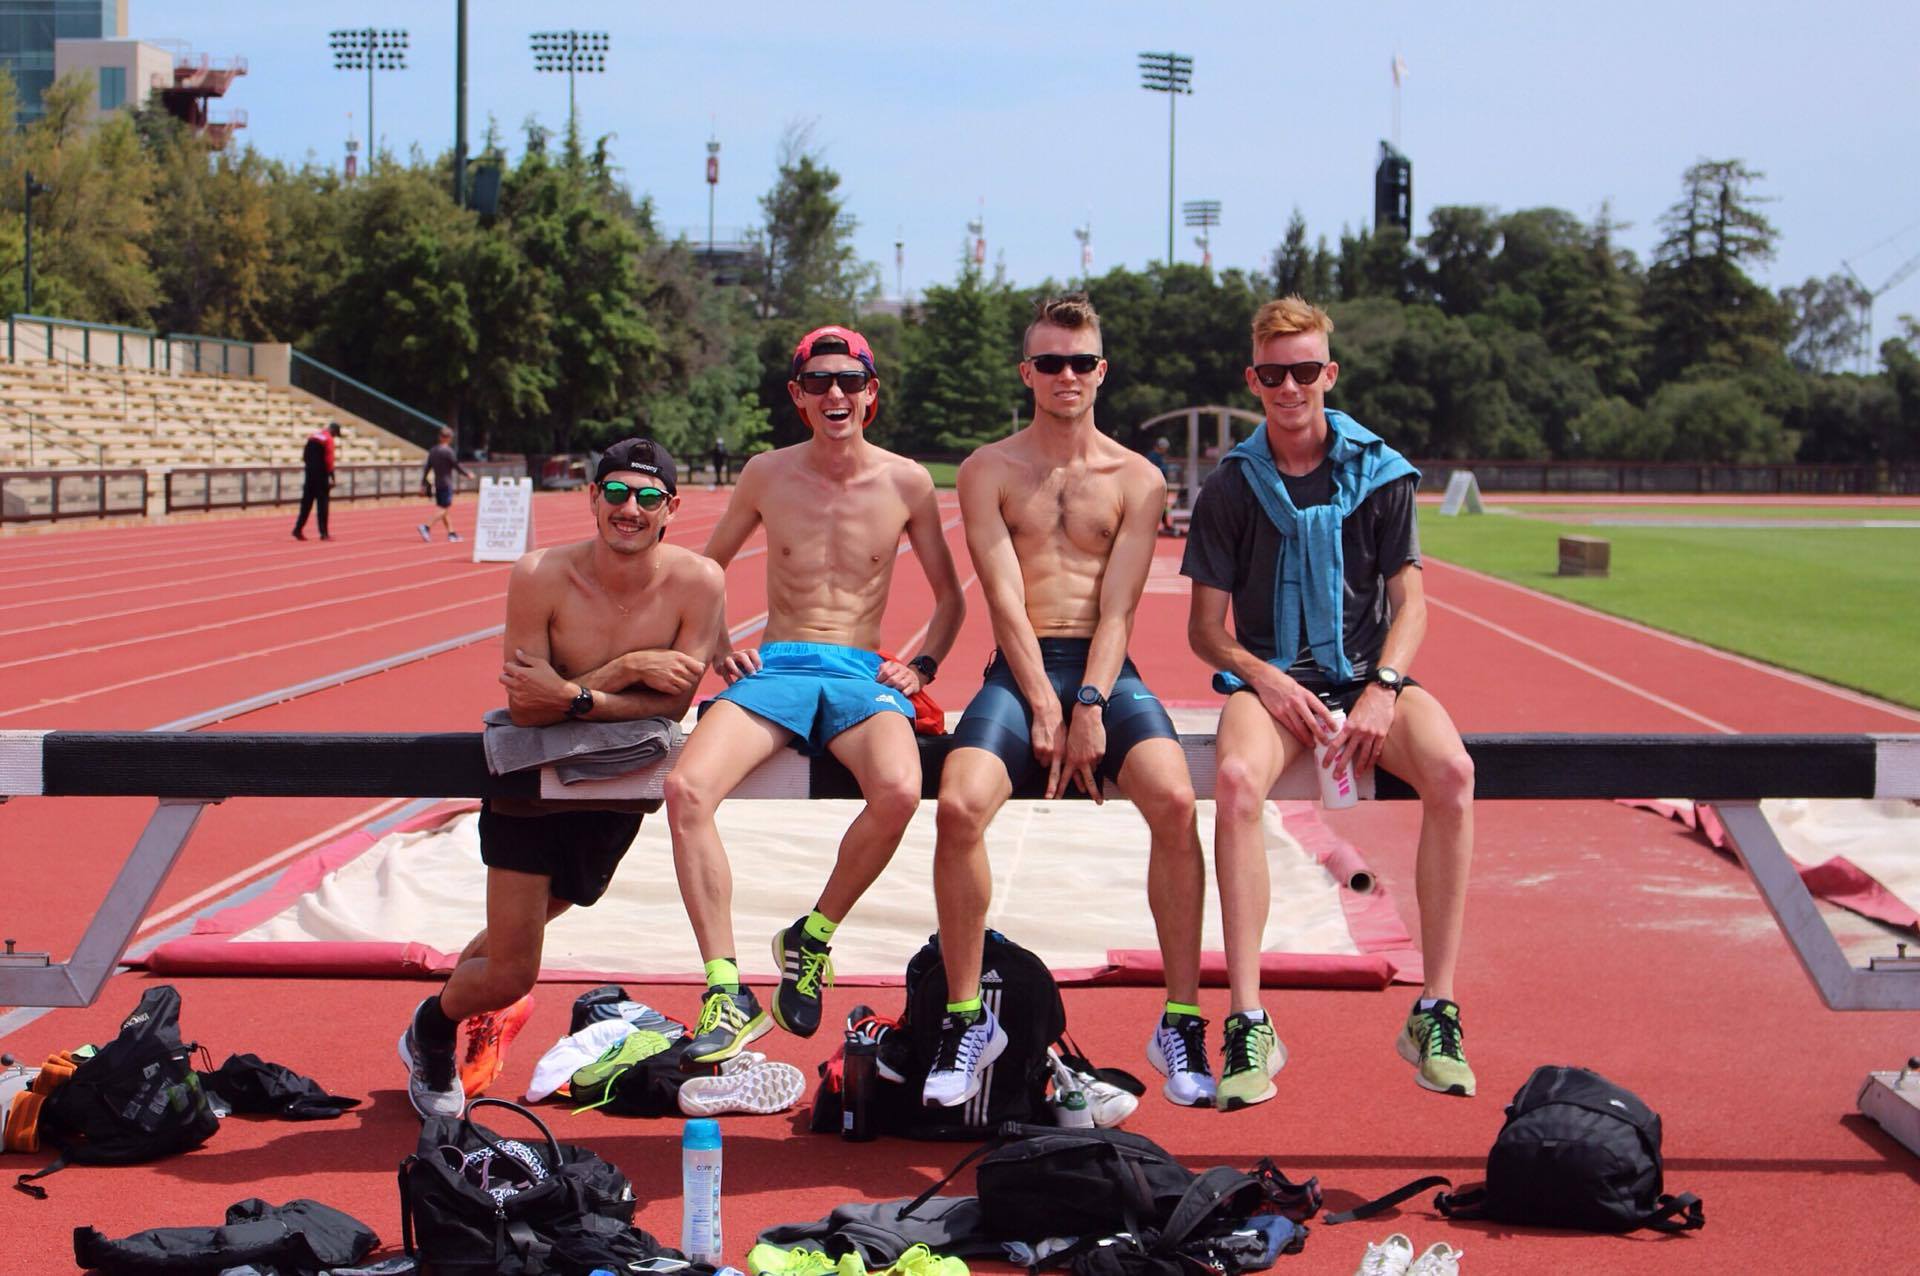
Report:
1417,997,1442,1011
1237,1008,1268,1023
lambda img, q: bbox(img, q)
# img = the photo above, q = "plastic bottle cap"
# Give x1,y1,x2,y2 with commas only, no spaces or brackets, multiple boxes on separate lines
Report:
683,1116,722,1149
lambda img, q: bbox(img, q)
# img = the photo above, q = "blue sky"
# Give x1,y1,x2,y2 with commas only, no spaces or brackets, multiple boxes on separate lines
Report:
153,1,1920,329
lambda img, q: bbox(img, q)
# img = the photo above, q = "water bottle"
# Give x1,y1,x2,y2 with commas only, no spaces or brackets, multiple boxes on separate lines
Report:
842,1033,878,1142
1313,707,1357,809
680,1117,723,1264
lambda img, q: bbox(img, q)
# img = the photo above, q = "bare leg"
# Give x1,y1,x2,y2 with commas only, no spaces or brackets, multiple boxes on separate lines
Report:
816,712,923,922
1378,687,1475,1001
661,701,793,962
931,746,1013,1004
438,867,557,1021
1114,737,1204,1006
1211,693,1305,1012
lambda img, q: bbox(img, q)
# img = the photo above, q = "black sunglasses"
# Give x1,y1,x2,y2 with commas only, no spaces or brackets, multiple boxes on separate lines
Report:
599,480,670,510
1252,361,1328,388
796,370,873,395
1026,353,1102,375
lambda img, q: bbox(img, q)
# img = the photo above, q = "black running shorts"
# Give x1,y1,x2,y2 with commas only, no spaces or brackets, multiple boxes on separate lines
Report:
1229,673,1422,714
477,800,646,907
950,638,1179,790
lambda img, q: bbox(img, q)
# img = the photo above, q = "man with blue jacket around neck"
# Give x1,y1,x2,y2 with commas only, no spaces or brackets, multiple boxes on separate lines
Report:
1182,296,1477,1109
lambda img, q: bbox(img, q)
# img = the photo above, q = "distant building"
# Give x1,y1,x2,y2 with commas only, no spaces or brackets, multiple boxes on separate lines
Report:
1,0,125,125
55,37,247,147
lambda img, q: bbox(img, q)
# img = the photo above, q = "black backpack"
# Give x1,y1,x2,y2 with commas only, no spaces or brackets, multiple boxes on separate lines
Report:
399,1097,649,1274
1328,1065,1704,1234
883,930,1065,1138
14,985,220,1199
904,1123,1320,1254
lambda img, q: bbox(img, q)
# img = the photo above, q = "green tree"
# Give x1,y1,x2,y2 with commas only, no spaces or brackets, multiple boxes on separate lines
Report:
897,258,1023,451
1645,376,1797,463
142,123,276,338
752,126,876,323
1644,159,1790,386
1781,273,1867,374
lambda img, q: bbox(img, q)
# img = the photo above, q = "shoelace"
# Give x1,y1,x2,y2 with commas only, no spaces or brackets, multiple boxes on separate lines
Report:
462,1013,503,1066
696,991,741,1037
414,1028,457,1089
794,944,832,997
1419,1008,1465,1061
1223,1018,1269,1075
931,1016,986,1073
1356,1242,1410,1276
1163,1017,1211,1076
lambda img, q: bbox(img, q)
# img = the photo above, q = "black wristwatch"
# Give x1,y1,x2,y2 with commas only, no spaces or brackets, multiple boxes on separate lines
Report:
566,685,594,718
1371,667,1405,697
908,654,938,684
1074,685,1108,712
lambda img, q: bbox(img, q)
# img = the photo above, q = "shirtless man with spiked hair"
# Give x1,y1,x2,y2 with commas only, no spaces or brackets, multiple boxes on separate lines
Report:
924,293,1213,1111
664,325,966,1066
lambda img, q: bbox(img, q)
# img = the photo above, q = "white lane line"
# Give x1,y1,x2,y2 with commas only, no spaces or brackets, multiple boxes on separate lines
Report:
1426,595,1738,733
1429,558,1920,725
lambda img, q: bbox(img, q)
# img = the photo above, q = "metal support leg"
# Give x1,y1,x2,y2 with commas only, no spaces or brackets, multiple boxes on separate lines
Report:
0,798,209,1007
1717,801,1920,1011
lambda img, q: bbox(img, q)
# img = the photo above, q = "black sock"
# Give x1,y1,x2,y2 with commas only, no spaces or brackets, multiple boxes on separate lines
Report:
415,995,458,1047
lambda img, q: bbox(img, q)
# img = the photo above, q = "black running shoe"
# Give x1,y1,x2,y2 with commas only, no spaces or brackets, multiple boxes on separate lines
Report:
683,985,771,1067
770,919,834,1038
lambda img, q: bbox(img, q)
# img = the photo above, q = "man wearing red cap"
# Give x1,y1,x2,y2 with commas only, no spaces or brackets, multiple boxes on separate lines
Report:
664,325,966,1065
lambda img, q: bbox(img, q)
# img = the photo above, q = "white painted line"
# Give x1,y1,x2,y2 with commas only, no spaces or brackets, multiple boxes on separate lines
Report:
1426,596,1738,733
1430,558,1920,725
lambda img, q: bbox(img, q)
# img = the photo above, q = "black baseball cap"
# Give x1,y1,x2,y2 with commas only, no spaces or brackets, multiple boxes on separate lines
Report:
594,438,677,493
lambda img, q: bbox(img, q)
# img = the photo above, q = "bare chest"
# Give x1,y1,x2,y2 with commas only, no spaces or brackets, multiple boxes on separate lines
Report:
762,482,908,571
547,588,680,677
1003,468,1124,556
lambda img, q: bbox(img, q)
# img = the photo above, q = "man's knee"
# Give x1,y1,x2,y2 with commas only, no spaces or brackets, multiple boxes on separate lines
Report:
1414,746,1475,812
862,768,921,831
1213,754,1271,826
934,783,997,851
663,766,721,826
1133,771,1198,837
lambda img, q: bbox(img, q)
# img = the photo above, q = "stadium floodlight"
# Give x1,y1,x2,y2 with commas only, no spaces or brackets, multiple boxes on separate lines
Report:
1183,199,1220,271
1138,51,1193,267
531,30,610,136
330,28,409,173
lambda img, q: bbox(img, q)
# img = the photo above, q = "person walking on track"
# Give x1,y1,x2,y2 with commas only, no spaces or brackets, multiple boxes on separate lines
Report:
292,422,340,541
419,426,474,542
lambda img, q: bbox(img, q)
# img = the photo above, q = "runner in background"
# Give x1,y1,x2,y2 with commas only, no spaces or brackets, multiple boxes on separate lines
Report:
419,426,475,542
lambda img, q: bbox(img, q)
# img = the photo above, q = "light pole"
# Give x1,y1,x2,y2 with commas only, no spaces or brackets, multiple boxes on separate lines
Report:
1138,51,1193,267
531,31,609,138
1074,219,1093,284
1183,199,1220,272
23,171,49,314
330,28,408,173
453,0,469,206
706,137,720,260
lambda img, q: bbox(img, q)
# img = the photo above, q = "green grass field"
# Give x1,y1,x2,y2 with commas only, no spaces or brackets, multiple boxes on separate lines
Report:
1417,508,1920,708
1499,503,1920,522
922,460,959,488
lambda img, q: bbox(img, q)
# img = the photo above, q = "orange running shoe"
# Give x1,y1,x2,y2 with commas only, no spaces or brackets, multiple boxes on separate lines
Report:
459,994,534,1098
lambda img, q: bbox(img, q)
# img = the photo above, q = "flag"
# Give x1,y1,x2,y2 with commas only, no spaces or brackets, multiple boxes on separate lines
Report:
1392,54,1409,86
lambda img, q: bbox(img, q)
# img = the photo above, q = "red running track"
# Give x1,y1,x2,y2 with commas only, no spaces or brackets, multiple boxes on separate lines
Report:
1,494,1917,1274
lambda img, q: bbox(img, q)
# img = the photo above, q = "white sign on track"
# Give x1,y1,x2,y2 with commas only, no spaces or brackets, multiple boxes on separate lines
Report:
1437,469,1485,516
472,476,535,562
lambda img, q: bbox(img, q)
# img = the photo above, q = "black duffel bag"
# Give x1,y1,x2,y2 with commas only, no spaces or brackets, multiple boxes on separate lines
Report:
399,1096,644,1274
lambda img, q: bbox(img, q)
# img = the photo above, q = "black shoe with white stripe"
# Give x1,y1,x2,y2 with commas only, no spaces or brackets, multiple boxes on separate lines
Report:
921,1008,1007,1108
770,918,834,1038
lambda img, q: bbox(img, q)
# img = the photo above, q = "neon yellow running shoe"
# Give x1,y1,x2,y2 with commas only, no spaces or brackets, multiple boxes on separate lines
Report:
1397,999,1476,1097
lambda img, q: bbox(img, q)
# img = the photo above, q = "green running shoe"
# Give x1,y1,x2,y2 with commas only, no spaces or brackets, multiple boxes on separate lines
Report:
1398,999,1476,1096
568,1028,670,1111
770,919,835,1038
1215,1010,1285,1112
746,1244,838,1276
684,984,771,1067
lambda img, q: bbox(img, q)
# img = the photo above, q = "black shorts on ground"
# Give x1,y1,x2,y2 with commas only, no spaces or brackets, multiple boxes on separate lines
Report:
1229,673,1422,714
477,800,646,907
950,638,1179,791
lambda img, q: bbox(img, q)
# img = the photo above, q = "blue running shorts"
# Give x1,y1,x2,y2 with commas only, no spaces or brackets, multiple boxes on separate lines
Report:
713,641,914,756
950,637,1178,789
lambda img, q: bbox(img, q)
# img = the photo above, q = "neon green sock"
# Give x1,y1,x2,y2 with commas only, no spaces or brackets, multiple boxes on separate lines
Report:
802,910,839,944
703,957,740,991
945,996,983,1021
1164,1001,1203,1021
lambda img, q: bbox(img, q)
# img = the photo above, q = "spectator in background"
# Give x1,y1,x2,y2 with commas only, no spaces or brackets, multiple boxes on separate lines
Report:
711,435,731,486
419,426,475,542
293,422,341,541
1148,436,1178,535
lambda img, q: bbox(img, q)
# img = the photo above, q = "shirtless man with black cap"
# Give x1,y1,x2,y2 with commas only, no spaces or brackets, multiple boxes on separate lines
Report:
399,438,724,1117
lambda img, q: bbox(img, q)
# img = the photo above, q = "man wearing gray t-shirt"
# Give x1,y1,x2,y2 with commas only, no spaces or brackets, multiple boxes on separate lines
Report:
1181,296,1477,1110
419,426,474,542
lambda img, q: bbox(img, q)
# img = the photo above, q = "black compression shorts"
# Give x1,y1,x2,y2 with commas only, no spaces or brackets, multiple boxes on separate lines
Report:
949,638,1179,791
477,800,646,907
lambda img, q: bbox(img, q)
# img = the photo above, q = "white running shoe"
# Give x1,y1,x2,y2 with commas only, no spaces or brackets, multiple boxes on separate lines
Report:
921,1010,1007,1107
1048,1048,1139,1128
417,524,431,541
398,1001,465,1120
1147,1014,1217,1107
1405,1241,1463,1276
677,1057,806,1116
1352,1233,1415,1276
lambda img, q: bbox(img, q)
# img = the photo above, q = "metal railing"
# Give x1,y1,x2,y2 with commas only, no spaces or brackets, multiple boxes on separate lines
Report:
1415,458,1920,496
0,407,102,468
0,468,149,523
5,315,255,378
164,459,527,515
288,352,448,449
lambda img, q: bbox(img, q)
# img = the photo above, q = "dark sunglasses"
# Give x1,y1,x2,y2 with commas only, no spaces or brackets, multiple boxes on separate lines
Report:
796,369,872,395
599,480,669,510
1252,361,1328,388
1026,353,1102,375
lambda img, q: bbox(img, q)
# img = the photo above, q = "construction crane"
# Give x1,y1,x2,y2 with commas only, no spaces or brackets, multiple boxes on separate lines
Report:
1840,249,1920,372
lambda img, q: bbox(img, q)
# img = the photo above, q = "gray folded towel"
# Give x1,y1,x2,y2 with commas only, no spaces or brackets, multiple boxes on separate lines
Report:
482,708,681,783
